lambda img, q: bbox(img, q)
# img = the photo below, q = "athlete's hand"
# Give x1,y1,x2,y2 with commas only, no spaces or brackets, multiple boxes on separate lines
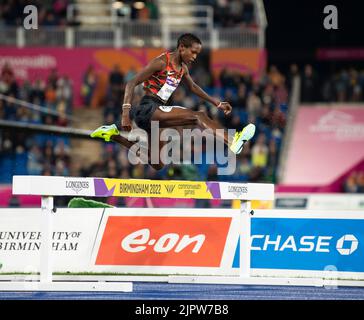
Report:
121,110,132,132
217,101,232,115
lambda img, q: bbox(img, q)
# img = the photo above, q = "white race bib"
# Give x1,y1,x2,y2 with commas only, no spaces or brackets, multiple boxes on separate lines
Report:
156,76,181,101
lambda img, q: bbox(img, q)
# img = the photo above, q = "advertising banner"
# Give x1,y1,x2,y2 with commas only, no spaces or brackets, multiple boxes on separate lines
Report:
233,211,364,279
0,47,164,107
211,48,266,81
317,48,364,60
2,208,363,279
0,208,240,276
283,106,364,189
0,208,103,273
0,47,266,107
275,193,364,210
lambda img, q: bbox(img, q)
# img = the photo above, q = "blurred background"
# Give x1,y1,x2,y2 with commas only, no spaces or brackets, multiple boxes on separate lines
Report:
0,0,363,209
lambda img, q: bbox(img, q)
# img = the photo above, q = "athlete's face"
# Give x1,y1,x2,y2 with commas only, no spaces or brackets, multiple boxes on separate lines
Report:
179,42,202,65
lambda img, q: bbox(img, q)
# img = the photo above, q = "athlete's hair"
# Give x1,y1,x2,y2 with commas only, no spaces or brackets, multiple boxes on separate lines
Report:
177,33,202,48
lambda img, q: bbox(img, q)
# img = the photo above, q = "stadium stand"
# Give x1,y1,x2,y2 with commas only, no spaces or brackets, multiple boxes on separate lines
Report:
0,63,72,183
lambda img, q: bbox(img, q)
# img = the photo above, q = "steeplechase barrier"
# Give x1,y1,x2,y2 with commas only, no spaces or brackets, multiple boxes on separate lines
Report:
1,175,273,291
2,175,364,291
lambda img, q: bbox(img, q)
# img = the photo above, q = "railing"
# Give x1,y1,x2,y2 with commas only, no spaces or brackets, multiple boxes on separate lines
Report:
66,3,131,26
67,2,213,29
1,24,263,49
255,0,268,48
159,5,214,30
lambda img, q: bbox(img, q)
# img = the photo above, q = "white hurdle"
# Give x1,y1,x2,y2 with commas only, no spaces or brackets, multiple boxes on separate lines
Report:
9,175,276,291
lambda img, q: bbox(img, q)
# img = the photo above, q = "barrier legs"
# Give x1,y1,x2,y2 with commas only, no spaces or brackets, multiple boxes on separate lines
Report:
240,200,251,277
40,196,54,283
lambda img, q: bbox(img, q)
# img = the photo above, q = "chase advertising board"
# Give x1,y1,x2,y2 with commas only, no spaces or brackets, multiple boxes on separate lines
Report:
233,217,364,273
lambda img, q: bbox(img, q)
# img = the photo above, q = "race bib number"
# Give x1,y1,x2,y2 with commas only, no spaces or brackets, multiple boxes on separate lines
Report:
157,76,181,101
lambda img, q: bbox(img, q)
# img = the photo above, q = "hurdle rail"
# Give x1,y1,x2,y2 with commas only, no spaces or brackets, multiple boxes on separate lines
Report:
7,175,274,291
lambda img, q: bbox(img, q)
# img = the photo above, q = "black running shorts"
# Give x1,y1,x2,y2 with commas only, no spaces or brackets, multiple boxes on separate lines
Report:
129,95,164,132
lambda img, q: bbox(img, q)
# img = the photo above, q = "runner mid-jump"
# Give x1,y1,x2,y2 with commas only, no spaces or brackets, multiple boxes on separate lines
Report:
91,33,255,169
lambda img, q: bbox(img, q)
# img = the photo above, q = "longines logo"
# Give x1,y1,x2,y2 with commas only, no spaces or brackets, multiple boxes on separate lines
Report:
228,186,248,197
164,185,176,193
66,181,89,194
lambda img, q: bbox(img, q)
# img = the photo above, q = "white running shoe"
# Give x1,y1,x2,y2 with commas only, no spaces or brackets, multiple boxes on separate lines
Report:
229,123,256,154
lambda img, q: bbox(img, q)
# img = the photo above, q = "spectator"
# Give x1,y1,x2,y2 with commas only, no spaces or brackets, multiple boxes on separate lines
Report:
125,67,137,83
235,155,252,181
268,65,285,88
30,79,45,105
343,171,364,193
219,68,237,88
343,172,359,193
0,0,68,27
42,10,58,26
81,65,97,107
56,75,73,109
0,66,74,183
109,64,124,86
8,195,20,207
301,64,318,102
0,62,18,96
45,83,57,110
108,64,124,103
235,84,247,110
357,172,364,193
251,133,269,169
335,70,349,102
53,0,68,21
242,0,255,25
246,90,262,118
348,68,362,102
286,64,299,94
145,0,159,20
27,145,44,175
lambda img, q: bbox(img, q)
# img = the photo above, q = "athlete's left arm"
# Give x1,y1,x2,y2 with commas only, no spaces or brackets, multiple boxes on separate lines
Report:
183,64,232,115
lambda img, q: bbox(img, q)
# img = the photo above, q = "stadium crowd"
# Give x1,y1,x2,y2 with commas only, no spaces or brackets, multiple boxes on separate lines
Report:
0,0,256,28
286,63,364,103
199,0,256,28
0,0,71,26
343,171,364,194
0,63,73,183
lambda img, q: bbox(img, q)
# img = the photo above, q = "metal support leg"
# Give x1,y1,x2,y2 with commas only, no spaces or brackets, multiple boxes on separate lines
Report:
240,200,251,277
40,196,54,283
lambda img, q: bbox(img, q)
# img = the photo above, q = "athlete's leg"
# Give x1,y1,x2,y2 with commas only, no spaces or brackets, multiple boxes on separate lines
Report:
151,107,256,154
147,131,165,171
110,134,133,149
151,107,230,144
90,124,163,170
111,134,164,171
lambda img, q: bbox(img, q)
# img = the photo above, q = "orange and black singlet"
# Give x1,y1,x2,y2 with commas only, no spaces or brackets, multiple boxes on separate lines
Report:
143,51,185,104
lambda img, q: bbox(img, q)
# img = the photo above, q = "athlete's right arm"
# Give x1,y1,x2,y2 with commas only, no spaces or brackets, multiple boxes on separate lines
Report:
121,57,166,131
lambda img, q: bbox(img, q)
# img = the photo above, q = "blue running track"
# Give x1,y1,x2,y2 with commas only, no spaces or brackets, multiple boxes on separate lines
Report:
1,282,364,300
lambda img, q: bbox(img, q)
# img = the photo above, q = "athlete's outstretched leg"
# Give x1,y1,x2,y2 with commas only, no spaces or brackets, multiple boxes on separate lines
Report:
90,124,164,170
151,107,255,154
110,134,133,149
111,134,164,170
151,107,230,144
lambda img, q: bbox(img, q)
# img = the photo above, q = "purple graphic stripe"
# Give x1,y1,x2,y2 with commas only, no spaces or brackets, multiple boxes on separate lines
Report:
94,178,115,197
205,182,221,199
